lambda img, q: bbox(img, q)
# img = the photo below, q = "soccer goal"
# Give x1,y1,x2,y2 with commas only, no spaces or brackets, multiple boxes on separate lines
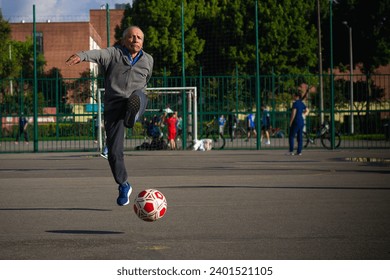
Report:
95,87,198,151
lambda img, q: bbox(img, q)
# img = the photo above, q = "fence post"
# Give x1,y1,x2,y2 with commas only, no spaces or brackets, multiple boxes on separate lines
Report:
33,4,39,152
235,64,239,116
271,67,276,128
255,0,261,150
329,1,335,149
55,69,59,139
181,0,187,149
199,66,203,137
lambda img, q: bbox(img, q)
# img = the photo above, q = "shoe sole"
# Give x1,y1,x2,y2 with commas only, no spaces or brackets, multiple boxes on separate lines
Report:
121,187,132,206
100,154,108,159
124,95,140,128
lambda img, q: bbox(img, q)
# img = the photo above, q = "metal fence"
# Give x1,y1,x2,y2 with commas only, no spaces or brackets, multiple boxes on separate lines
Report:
1,73,389,153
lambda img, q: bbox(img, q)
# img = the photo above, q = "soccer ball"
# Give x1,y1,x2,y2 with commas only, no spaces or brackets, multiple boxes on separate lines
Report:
133,189,167,222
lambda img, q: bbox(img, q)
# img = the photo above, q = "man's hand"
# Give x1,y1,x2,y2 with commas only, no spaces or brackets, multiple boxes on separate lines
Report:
66,54,81,66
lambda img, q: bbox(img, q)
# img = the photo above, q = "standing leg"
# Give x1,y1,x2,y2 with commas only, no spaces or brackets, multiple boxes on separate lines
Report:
16,128,22,143
105,111,133,207
289,125,298,153
265,130,270,144
104,111,127,185
24,130,29,143
296,124,304,154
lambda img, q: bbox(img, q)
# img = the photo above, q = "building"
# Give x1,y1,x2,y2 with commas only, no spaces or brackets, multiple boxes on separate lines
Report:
10,9,125,78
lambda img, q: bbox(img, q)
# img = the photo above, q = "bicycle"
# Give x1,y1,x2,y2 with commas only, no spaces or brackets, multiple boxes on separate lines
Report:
269,127,285,138
232,125,247,139
200,117,226,149
304,121,341,149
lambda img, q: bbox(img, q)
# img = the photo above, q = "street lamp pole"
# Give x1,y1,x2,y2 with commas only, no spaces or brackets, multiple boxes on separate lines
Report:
343,21,354,134
317,0,324,125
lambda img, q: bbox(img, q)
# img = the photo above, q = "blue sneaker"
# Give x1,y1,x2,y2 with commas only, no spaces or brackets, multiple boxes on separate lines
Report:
117,182,132,206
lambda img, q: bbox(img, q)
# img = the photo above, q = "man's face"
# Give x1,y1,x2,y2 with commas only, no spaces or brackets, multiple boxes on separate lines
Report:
123,27,144,55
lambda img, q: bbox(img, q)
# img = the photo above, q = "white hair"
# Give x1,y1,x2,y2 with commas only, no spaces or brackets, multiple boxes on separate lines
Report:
122,26,144,40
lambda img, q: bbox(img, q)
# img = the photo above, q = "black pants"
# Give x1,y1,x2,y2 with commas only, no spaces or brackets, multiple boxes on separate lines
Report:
104,90,148,185
16,129,29,142
104,112,127,185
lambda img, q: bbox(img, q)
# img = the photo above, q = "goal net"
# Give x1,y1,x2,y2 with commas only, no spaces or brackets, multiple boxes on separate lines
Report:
95,87,198,151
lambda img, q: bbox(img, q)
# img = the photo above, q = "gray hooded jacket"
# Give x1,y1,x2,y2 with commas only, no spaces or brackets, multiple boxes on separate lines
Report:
77,45,153,112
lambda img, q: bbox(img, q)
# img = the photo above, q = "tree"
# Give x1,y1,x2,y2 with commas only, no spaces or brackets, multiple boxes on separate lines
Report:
1,14,48,117
112,0,389,83
194,0,319,76
0,14,13,79
115,0,205,76
318,0,390,132
115,0,319,77
322,0,390,74
0,12,11,36
39,67,69,108
0,15,45,80
194,0,255,75
67,70,97,104
259,0,318,75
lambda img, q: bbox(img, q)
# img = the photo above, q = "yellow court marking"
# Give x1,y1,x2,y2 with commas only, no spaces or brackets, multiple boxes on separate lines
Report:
139,245,169,251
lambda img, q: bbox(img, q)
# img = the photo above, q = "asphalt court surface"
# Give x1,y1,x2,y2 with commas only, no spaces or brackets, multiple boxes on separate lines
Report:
0,149,389,260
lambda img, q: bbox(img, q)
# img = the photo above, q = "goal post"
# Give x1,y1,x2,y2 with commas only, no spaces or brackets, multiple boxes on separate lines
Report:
95,87,198,150
146,87,198,148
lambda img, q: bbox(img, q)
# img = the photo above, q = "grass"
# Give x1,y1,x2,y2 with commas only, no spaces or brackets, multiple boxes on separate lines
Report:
342,134,386,141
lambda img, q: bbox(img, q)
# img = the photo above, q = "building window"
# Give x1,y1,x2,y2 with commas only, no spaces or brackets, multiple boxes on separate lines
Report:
34,32,44,54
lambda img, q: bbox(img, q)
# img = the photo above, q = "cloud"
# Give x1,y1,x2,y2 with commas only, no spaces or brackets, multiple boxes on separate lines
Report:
1,0,123,22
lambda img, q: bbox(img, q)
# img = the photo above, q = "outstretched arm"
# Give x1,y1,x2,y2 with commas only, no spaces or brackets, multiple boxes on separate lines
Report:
66,49,113,68
66,54,81,66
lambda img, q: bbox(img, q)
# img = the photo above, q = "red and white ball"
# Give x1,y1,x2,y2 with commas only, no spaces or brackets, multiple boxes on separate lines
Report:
133,189,167,222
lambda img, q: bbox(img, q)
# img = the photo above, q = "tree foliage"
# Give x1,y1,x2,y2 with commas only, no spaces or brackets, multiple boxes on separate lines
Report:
0,14,46,80
0,13,13,79
259,0,318,75
321,0,390,73
115,0,205,76
114,0,320,76
2,0,389,80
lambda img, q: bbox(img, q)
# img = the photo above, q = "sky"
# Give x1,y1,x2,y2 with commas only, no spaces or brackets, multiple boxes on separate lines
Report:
0,0,131,22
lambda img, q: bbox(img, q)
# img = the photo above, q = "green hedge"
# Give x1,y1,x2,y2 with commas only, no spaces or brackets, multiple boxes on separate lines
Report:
2,123,93,140
2,122,146,140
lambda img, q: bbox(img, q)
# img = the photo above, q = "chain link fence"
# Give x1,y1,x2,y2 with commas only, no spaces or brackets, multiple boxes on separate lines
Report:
1,73,389,153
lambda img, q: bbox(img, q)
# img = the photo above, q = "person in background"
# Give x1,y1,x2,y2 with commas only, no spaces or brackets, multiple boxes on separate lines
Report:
15,113,29,144
218,115,226,139
246,112,257,141
163,111,178,150
176,115,183,142
227,114,238,142
288,91,309,155
261,105,271,145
